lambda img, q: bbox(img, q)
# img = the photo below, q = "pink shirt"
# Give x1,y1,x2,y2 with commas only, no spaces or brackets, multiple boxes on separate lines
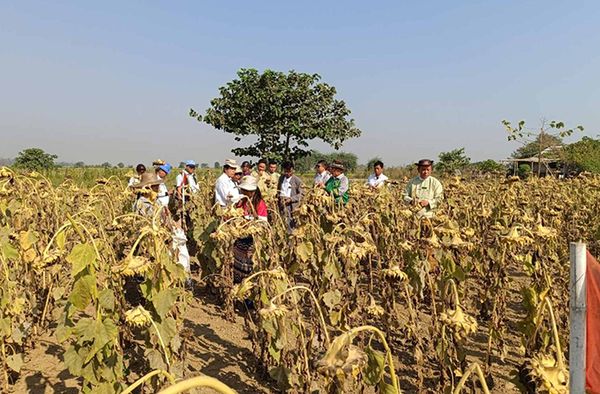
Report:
237,199,268,221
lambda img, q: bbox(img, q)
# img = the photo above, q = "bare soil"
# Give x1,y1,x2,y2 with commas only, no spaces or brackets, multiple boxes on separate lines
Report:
12,274,528,394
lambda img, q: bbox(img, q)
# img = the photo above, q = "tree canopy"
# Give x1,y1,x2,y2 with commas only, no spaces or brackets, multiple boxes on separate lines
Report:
13,148,58,171
564,137,600,173
473,159,505,173
436,148,470,174
511,133,563,159
294,150,358,173
502,119,583,176
191,68,361,162
502,119,583,158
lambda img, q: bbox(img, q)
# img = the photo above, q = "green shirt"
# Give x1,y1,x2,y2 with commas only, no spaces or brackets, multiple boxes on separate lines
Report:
325,175,349,204
403,176,443,217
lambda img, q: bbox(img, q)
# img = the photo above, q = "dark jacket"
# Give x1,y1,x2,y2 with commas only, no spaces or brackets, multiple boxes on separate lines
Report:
277,174,304,212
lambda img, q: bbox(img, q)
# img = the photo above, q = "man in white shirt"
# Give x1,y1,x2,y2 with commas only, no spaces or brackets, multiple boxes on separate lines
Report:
367,160,389,189
214,159,241,207
314,160,331,187
176,160,200,198
155,163,172,207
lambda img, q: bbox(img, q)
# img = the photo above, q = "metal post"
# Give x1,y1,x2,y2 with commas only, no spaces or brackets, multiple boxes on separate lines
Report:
570,242,587,393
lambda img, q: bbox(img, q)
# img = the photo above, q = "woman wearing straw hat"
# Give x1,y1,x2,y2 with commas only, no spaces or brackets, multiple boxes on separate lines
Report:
131,172,192,277
232,175,268,284
324,160,350,205
130,172,165,217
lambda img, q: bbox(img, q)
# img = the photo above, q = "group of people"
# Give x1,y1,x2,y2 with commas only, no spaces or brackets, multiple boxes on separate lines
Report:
127,159,202,280
127,156,444,285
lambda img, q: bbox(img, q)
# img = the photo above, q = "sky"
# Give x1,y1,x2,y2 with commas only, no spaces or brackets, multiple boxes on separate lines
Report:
1,1,599,166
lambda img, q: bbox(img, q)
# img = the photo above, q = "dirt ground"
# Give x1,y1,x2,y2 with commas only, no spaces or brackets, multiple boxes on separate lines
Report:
12,288,273,394
12,276,528,394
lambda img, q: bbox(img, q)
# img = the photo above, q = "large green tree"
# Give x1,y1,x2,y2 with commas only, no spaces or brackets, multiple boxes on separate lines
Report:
473,159,505,173
191,68,361,162
436,147,470,174
13,148,58,171
564,137,600,173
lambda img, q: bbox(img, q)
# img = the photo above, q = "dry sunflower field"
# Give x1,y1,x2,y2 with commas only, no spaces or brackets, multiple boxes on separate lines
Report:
0,166,598,393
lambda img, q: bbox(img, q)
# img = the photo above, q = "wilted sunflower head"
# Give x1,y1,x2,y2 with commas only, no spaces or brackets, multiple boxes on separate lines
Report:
366,295,385,317
113,255,152,277
0,167,13,179
381,265,408,282
259,302,288,319
125,306,152,327
231,279,255,300
317,333,364,378
528,353,568,393
439,305,478,340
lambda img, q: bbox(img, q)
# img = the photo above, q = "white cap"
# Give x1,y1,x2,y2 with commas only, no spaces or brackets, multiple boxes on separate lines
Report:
238,175,258,191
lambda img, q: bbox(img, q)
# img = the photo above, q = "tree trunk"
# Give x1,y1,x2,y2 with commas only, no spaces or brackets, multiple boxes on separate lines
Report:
284,132,291,161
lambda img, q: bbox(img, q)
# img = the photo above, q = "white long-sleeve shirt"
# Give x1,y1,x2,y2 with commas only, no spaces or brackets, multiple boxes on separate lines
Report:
314,171,331,186
367,173,388,188
128,175,141,187
176,171,200,193
157,177,169,207
214,172,240,207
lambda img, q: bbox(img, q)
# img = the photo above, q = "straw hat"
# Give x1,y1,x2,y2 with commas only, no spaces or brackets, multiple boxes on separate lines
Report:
238,175,258,191
330,161,345,171
131,172,164,188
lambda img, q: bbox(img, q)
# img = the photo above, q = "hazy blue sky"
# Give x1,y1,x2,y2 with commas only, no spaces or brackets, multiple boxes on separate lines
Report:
1,1,599,166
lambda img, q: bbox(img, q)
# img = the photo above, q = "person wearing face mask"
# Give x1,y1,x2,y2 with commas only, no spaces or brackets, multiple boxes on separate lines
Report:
403,159,443,218
367,160,388,189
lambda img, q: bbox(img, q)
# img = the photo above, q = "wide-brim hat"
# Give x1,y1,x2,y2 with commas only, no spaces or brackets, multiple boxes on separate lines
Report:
238,175,258,191
224,159,238,169
330,162,345,171
415,159,434,167
131,173,164,189
185,160,197,167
